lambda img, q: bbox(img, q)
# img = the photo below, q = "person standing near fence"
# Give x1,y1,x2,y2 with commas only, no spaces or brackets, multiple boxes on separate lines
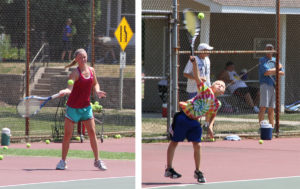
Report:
56,48,107,170
258,44,284,127
165,56,225,183
183,43,213,99
61,18,73,62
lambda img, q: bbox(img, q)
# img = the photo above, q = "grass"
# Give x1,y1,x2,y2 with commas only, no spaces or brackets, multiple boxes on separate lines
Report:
218,113,300,122
0,148,134,160
0,105,134,138
0,62,135,78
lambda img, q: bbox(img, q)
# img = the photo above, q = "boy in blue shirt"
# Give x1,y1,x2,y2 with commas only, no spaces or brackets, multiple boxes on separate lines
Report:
258,44,284,127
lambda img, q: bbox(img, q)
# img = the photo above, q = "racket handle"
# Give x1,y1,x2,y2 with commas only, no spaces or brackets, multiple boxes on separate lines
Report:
191,57,195,62
51,93,60,99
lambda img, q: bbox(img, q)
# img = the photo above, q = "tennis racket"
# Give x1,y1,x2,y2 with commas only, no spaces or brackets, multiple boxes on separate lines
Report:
17,93,60,117
183,9,201,59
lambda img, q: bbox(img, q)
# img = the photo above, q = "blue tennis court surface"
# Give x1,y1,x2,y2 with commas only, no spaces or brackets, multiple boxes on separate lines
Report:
146,176,300,189
0,176,135,189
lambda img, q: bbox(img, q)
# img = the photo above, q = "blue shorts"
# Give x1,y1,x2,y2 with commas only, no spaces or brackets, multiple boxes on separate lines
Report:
65,105,93,123
171,111,202,142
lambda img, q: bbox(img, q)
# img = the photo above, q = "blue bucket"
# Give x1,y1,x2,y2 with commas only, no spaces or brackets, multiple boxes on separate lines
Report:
260,121,273,140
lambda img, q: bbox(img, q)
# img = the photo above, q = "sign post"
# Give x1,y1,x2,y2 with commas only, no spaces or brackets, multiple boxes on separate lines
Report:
114,17,133,110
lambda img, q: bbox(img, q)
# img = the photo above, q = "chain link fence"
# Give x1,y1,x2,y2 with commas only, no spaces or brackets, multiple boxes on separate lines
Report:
142,0,300,139
0,0,135,142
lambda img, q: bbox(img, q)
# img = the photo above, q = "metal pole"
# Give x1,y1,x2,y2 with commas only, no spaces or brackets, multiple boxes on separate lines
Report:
25,0,30,138
167,14,172,136
172,0,179,115
91,0,95,68
275,0,280,137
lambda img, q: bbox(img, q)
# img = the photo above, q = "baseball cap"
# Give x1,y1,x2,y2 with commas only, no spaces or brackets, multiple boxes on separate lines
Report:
197,43,213,51
265,44,274,49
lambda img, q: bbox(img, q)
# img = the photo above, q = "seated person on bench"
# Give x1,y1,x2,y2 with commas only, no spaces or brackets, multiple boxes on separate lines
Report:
218,61,259,113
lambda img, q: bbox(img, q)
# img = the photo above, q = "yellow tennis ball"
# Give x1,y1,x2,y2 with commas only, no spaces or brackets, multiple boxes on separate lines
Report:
26,143,31,148
198,12,205,19
45,140,50,144
75,136,81,141
3,146,8,150
0,155,3,160
259,140,264,144
68,79,74,85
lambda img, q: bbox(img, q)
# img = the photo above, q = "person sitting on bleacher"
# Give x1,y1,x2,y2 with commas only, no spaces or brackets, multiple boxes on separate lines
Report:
218,61,259,113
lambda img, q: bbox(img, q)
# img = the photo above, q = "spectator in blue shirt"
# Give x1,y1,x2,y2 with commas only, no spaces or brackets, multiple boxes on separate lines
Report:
61,18,73,61
258,44,284,127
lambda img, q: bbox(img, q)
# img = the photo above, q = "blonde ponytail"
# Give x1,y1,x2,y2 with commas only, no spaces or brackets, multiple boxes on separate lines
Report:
65,59,77,68
64,48,86,69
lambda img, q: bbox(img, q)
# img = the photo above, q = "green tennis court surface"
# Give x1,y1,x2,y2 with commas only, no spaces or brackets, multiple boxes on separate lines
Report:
147,176,300,189
0,176,135,189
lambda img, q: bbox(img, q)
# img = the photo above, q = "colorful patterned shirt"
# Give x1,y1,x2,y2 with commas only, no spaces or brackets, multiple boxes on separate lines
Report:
179,82,221,120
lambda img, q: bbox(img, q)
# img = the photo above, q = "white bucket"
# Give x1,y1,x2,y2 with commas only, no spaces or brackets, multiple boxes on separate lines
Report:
2,128,11,136
260,120,272,128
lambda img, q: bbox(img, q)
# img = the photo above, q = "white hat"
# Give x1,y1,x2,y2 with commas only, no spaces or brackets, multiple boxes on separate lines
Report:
265,44,274,49
197,43,213,51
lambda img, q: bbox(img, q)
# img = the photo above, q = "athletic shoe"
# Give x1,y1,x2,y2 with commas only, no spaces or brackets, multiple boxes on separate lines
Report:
56,160,67,170
94,159,107,170
164,168,182,179
194,170,206,183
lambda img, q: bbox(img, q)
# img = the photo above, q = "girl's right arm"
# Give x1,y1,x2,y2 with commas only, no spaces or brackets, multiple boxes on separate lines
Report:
59,70,79,97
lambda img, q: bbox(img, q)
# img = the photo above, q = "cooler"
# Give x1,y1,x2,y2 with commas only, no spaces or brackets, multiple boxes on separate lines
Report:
1,128,11,146
260,120,273,140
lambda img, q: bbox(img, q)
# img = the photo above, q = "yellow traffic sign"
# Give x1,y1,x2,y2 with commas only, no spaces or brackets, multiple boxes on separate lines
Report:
114,17,133,51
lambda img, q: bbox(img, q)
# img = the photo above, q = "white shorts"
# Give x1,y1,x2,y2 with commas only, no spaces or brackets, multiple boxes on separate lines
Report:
260,83,275,108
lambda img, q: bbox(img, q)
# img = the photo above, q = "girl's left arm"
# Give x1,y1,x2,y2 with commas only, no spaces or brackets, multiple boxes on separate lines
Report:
92,67,106,98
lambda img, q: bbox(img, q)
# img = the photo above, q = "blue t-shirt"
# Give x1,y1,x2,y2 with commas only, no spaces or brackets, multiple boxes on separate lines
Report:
258,56,276,86
63,25,72,41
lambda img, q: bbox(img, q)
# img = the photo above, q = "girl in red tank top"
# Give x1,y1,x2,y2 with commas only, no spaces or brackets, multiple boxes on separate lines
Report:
57,48,107,171
67,67,94,108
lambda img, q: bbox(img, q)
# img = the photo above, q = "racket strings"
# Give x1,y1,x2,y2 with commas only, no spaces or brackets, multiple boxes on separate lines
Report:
17,99,42,117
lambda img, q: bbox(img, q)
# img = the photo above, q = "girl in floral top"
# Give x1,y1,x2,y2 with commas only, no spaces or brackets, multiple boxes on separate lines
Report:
165,56,225,183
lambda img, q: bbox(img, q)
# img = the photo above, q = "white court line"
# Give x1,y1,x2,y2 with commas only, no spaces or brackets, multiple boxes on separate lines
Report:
0,176,135,188
145,175,300,188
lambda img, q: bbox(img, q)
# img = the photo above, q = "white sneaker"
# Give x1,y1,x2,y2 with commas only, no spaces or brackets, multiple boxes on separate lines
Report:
56,160,67,170
94,159,107,171
253,106,259,113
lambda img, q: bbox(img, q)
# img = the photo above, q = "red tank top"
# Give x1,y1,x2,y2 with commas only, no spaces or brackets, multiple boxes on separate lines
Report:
67,67,94,108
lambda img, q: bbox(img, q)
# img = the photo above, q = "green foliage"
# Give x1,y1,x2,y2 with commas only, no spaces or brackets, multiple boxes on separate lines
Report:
0,35,25,60
0,0,102,59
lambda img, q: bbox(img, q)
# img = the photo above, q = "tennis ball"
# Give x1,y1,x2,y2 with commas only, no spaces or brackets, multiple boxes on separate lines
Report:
210,138,215,142
26,143,31,148
75,136,81,141
94,101,99,105
114,134,121,139
45,140,50,144
103,135,108,139
3,146,8,150
259,140,264,144
0,155,3,160
198,12,205,20
68,79,74,85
